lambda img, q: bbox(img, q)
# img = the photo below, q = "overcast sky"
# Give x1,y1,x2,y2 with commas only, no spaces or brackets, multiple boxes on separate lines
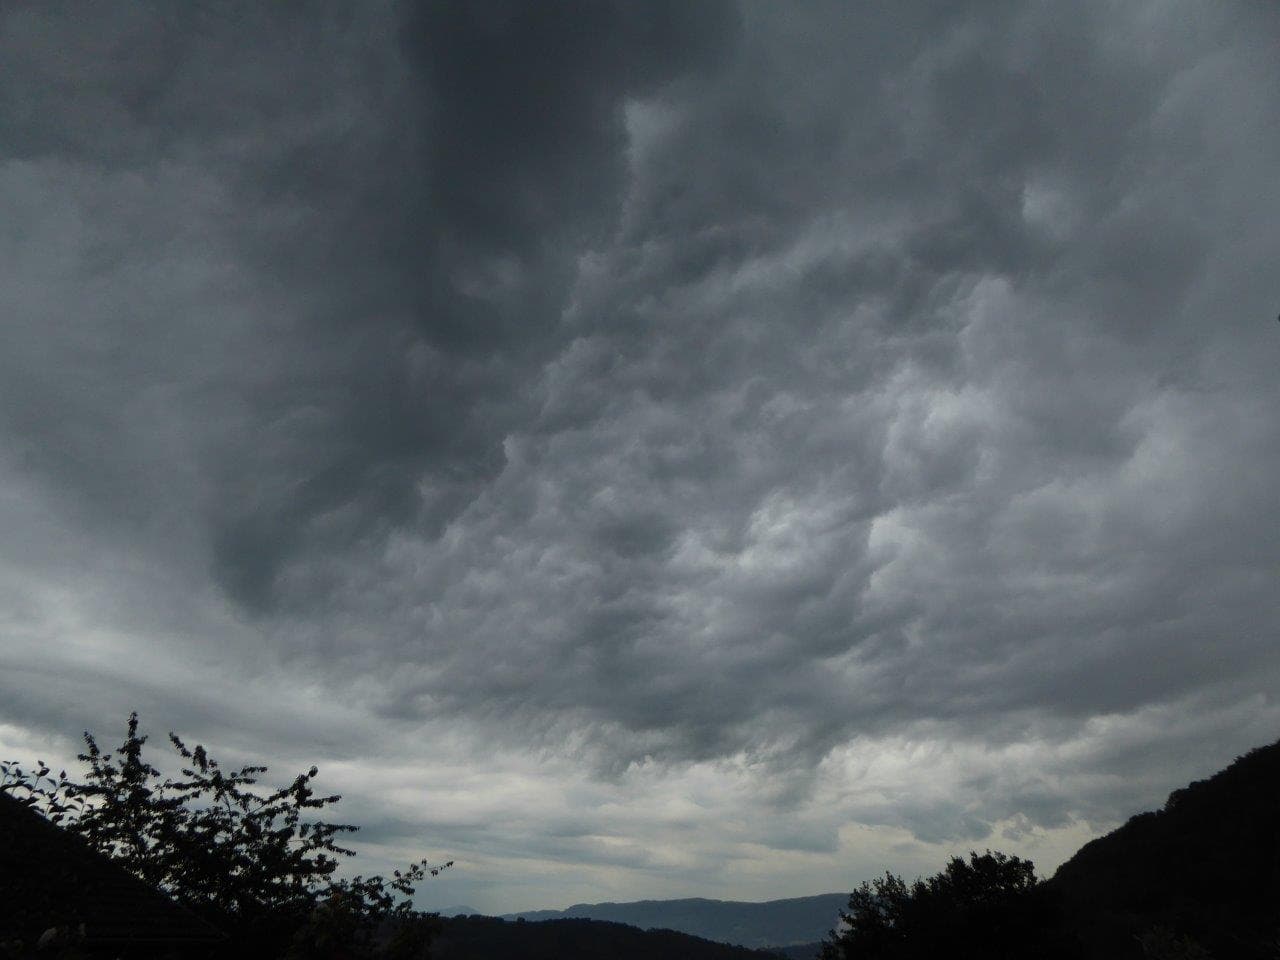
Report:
2,0,1279,915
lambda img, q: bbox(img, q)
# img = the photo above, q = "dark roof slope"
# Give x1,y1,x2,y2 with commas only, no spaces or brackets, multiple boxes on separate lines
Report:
0,792,224,945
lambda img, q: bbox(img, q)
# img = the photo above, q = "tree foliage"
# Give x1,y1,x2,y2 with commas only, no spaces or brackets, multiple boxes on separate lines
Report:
1,713,451,959
1135,925,1215,960
820,850,1074,960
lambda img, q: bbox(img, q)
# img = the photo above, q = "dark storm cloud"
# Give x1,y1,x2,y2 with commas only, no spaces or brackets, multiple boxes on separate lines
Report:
208,0,735,610
363,0,1280,749
0,0,736,611
3,0,1280,905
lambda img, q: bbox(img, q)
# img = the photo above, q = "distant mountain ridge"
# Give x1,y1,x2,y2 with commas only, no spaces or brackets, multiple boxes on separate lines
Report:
470,736,1280,958
434,904,482,918
504,892,849,948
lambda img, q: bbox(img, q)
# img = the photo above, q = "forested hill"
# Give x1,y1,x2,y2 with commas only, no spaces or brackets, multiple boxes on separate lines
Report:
1047,736,1280,958
503,893,849,948
433,915,788,960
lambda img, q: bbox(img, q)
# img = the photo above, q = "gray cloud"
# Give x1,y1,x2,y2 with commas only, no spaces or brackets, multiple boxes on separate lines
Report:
2,0,1279,913
0,0,736,612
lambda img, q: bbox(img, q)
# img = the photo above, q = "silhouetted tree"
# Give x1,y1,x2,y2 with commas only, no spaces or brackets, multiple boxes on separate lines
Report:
1,713,450,959
820,850,1074,960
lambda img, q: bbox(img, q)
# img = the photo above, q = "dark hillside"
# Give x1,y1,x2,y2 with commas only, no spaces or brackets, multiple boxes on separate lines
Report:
0,792,224,951
434,915,785,960
768,941,823,959
1048,737,1280,958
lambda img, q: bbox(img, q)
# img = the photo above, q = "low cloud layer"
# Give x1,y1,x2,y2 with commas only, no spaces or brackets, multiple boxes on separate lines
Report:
3,0,1279,912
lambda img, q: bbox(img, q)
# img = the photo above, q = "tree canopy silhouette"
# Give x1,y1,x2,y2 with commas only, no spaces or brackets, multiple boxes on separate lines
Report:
820,850,1074,960
1,713,450,960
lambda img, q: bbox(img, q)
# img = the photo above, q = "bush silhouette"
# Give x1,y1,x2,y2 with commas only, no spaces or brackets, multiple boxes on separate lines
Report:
1,713,450,959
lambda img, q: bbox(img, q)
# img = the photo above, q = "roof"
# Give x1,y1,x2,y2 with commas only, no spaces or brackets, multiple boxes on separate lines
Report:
0,792,225,945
